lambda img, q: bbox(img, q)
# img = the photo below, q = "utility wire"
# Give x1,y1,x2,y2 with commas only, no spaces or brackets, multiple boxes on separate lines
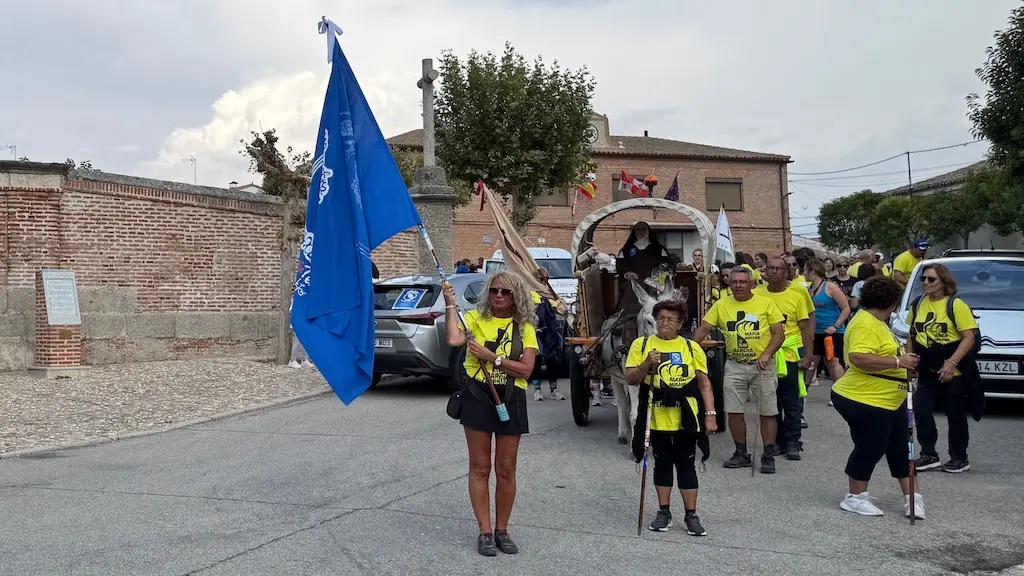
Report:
789,160,980,183
789,139,984,176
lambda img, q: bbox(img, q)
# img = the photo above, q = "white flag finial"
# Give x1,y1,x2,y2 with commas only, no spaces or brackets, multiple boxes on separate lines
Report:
317,17,343,63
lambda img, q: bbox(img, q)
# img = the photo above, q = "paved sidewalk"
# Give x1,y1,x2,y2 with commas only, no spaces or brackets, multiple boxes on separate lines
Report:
0,358,328,454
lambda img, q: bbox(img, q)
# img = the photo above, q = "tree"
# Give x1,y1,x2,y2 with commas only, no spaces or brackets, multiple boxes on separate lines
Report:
435,42,595,229
390,146,472,208
918,191,984,249
817,190,880,251
240,129,311,365
967,4,1024,233
65,159,97,171
870,196,933,253
964,166,1018,237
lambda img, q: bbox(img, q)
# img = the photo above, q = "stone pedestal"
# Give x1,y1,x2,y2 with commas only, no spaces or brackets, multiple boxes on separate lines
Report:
31,270,85,378
409,166,456,274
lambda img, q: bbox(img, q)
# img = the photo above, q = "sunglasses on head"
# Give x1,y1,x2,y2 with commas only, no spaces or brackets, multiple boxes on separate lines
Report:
489,287,513,297
921,276,940,284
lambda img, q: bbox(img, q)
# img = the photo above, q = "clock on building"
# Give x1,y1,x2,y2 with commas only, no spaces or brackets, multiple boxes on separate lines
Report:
585,124,599,144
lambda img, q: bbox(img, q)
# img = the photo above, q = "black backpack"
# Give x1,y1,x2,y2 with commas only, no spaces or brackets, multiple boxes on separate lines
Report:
534,297,565,362
909,295,982,355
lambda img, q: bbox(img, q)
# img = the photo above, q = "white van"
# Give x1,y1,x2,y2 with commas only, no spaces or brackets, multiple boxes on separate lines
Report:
483,247,576,304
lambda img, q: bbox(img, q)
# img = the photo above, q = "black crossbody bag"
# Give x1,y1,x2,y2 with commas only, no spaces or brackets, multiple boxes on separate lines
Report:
447,322,523,420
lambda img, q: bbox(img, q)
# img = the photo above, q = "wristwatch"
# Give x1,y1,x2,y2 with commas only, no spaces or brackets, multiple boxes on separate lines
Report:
494,356,503,367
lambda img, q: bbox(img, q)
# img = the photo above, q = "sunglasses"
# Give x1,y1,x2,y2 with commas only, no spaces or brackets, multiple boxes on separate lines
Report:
489,287,513,297
767,266,786,272
921,276,940,284
837,264,849,268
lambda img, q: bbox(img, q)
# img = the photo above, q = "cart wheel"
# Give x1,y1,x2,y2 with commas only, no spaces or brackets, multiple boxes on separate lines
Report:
568,346,590,426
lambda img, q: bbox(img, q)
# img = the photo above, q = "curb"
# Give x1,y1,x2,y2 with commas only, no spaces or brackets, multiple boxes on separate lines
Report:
0,389,333,460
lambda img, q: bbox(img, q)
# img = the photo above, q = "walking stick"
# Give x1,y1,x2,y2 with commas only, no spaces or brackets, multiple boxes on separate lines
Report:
907,371,918,525
636,364,655,536
418,225,509,421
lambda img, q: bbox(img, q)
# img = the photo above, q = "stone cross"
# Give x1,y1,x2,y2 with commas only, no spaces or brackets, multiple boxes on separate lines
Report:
416,58,439,167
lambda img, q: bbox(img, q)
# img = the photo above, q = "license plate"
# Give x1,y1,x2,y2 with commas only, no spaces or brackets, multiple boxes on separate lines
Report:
375,338,393,349
976,360,1019,375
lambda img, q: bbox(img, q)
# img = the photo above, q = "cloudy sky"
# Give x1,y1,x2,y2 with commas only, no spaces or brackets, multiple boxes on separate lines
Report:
0,0,1017,235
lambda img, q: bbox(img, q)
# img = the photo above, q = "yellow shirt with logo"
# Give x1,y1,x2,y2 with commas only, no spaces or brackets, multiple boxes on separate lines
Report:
462,310,539,390
703,294,784,361
625,335,708,432
755,285,811,362
893,251,922,279
832,310,908,410
908,296,978,376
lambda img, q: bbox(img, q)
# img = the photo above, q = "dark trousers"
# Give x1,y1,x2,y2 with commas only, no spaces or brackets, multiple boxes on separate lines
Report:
776,361,802,450
650,430,699,489
831,391,910,482
915,372,970,461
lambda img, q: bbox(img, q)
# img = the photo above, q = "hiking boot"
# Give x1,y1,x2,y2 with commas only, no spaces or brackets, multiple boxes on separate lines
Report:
723,450,752,469
840,492,883,516
494,530,519,554
785,445,802,461
551,389,565,401
915,454,941,471
533,389,544,401
942,459,971,474
477,533,498,556
760,453,776,474
648,509,672,532
683,512,707,536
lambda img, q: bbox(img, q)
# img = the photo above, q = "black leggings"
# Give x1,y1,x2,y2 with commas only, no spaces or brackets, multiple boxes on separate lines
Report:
915,372,969,460
650,431,698,489
831,391,910,482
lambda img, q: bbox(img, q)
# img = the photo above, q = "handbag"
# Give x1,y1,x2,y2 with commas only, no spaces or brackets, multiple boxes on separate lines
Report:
446,389,463,420
446,321,524,421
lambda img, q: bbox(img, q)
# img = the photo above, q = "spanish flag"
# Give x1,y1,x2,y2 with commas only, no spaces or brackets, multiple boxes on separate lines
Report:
577,179,596,200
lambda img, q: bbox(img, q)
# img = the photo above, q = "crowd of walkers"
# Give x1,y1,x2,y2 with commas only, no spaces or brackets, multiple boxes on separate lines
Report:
441,235,982,555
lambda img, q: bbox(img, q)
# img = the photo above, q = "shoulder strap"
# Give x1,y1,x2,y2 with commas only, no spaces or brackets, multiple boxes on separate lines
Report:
509,320,524,362
685,338,694,357
946,296,959,333
909,295,923,338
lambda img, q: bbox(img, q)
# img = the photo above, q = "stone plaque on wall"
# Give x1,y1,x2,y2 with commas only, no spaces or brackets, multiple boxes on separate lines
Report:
41,269,82,326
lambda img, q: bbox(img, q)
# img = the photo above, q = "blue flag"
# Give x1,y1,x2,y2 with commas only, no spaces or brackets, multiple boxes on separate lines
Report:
292,30,422,404
664,175,679,201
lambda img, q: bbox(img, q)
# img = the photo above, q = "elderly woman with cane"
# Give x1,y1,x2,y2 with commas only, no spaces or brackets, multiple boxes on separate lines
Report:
831,277,924,519
444,272,538,556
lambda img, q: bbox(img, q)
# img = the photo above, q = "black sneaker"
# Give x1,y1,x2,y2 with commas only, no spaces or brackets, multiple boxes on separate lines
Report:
649,509,672,532
800,416,808,429
915,454,942,471
785,445,802,461
494,530,519,554
723,451,753,469
684,512,707,537
477,533,497,556
765,444,782,458
760,454,776,474
942,459,971,473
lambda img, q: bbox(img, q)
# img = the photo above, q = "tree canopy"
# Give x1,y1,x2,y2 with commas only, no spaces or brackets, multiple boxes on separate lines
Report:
817,190,880,251
434,42,595,228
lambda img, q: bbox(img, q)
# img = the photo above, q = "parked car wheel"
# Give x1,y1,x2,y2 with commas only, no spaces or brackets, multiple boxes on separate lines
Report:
569,346,590,426
445,345,467,393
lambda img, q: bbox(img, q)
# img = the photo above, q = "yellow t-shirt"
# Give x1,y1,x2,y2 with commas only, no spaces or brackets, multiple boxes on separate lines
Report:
893,251,922,279
789,281,815,322
849,262,862,277
908,296,978,376
832,310,909,410
741,263,765,286
703,294,784,361
793,273,809,288
882,262,894,277
625,335,708,432
755,285,811,361
462,310,539,390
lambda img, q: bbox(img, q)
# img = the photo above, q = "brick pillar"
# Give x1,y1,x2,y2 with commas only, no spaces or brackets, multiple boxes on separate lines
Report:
33,271,82,368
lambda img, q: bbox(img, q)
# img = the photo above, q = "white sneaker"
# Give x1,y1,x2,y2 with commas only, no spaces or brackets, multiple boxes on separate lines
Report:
300,360,314,368
287,360,301,369
534,389,544,401
551,390,565,401
840,492,884,516
591,395,603,406
904,493,925,520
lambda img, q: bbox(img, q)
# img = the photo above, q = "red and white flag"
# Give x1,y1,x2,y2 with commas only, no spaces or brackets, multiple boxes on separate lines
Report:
619,171,648,197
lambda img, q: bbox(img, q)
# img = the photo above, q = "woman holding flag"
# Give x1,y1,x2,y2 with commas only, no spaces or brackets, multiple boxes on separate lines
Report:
443,272,538,556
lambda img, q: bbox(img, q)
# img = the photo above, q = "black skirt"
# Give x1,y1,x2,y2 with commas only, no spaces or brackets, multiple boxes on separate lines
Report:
460,379,529,436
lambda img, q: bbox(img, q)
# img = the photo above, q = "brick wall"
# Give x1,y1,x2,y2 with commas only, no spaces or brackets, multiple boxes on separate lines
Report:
453,157,792,262
33,271,83,368
0,163,422,370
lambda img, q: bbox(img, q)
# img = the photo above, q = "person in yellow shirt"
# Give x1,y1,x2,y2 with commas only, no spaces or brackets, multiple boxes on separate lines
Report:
906,263,979,474
830,277,924,520
848,250,875,278
892,240,929,286
692,267,785,474
626,300,717,536
444,272,538,556
756,257,813,461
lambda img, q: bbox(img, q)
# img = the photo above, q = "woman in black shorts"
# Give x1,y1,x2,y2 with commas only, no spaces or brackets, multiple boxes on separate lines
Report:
806,259,851,381
443,272,538,557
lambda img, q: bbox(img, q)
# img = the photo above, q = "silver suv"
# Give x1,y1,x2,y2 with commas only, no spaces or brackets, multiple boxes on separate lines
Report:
372,273,489,390
891,256,1024,399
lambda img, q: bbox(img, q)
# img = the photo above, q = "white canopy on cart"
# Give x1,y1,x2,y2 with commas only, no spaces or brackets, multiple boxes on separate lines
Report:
570,198,716,271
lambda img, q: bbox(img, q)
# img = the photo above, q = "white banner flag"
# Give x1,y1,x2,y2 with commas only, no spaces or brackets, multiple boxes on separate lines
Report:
714,206,734,263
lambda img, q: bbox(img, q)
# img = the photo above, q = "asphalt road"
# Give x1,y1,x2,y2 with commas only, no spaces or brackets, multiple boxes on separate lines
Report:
1,378,1023,576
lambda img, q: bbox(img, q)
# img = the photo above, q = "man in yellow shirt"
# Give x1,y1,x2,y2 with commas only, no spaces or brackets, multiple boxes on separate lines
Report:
756,257,813,461
692,267,785,474
892,240,929,286
848,250,875,278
